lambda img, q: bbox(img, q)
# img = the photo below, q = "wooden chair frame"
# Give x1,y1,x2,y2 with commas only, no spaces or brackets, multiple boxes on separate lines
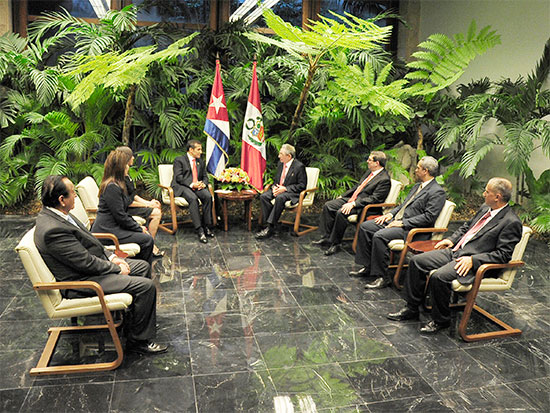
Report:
157,182,217,235
350,201,398,252
280,186,319,236
30,280,125,376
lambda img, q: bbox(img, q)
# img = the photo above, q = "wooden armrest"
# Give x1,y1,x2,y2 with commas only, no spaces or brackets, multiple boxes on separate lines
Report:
158,184,176,203
475,260,525,278
34,280,104,297
92,233,128,258
404,227,448,244
85,207,98,214
297,187,318,203
358,202,397,222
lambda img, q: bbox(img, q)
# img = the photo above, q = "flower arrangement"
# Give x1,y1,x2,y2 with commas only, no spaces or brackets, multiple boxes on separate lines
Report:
217,167,252,191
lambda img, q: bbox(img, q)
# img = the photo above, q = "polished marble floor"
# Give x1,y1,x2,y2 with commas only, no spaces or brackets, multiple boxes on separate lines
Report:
0,214,549,412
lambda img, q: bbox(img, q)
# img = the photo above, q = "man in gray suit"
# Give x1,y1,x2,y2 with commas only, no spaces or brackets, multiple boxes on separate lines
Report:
350,156,446,289
34,175,167,354
387,177,522,334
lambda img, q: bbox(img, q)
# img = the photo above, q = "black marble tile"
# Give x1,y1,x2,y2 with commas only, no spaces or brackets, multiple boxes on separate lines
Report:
0,350,37,389
0,297,13,316
0,319,63,351
115,341,192,381
270,363,364,410
366,394,454,412
186,312,254,340
231,268,284,289
465,341,550,382
301,303,375,331
338,283,402,302
225,255,274,272
156,292,185,315
194,371,277,412
519,338,550,366
277,266,335,287
406,349,500,392
189,335,263,374
340,357,434,403
0,279,28,297
353,299,425,327
21,382,113,412
508,377,550,411
288,285,350,306
440,384,540,412
0,295,49,321
249,306,315,334
0,388,30,411
377,320,460,355
110,376,196,412
155,313,188,343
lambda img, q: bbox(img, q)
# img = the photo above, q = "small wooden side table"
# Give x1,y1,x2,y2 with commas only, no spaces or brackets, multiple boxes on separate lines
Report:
407,240,441,254
215,189,257,231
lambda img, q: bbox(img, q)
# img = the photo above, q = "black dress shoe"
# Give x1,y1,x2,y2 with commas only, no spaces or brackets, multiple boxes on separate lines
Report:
312,238,331,246
127,340,168,355
419,320,450,334
364,277,391,289
255,227,274,239
349,267,369,277
387,307,419,321
204,227,215,238
324,244,341,256
197,229,208,244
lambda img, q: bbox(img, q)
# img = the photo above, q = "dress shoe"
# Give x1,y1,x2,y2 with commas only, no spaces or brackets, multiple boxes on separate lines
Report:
387,307,419,321
348,267,369,278
312,238,331,246
419,320,450,334
204,227,215,238
364,277,391,289
197,229,208,244
127,340,168,355
152,250,165,259
255,227,274,239
324,244,341,256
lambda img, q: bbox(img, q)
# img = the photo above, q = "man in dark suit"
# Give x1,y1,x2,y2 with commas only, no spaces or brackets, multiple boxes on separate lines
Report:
313,151,391,256
256,144,307,239
387,177,522,333
34,175,167,354
171,139,214,243
350,156,446,289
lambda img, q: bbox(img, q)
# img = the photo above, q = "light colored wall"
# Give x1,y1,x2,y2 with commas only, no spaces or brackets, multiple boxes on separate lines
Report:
398,0,550,185
0,0,12,35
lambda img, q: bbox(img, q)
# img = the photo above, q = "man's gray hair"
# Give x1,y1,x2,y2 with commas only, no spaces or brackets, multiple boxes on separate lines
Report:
419,156,439,177
280,144,296,159
488,177,513,203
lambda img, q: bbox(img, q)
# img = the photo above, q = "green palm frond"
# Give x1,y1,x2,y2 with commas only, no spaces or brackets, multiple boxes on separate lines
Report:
34,155,68,193
0,95,16,128
0,32,27,53
30,68,59,105
406,20,500,97
459,136,495,178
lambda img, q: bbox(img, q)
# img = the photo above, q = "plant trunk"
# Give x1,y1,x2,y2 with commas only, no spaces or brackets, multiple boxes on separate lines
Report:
416,120,424,152
122,84,137,145
289,62,318,139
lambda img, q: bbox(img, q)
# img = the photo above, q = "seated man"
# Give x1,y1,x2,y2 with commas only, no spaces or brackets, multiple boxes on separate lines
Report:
171,139,214,244
34,175,167,355
350,156,446,289
387,177,522,334
256,144,307,239
313,151,391,256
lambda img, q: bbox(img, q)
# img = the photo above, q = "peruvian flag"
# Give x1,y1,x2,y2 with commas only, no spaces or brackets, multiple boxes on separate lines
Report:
240,61,266,190
204,59,230,177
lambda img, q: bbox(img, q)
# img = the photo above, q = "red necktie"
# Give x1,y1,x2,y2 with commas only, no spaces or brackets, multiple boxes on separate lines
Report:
349,173,374,203
279,164,288,185
453,210,492,251
192,158,198,184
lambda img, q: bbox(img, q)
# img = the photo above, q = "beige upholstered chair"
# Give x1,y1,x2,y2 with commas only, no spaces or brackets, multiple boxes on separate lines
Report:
349,178,403,252
71,196,140,258
447,225,532,342
391,200,456,288
157,164,216,234
275,167,320,236
15,227,133,375
75,176,146,226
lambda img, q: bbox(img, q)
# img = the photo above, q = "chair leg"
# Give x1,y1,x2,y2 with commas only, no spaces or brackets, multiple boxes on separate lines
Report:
158,202,178,235
391,248,409,289
454,290,522,342
30,316,124,375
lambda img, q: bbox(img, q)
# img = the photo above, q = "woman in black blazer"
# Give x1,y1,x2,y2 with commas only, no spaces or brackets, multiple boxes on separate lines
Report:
91,150,154,264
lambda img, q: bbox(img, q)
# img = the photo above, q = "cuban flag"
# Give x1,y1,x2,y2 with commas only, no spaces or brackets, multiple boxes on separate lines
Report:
240,60,266,190
204,59,230,177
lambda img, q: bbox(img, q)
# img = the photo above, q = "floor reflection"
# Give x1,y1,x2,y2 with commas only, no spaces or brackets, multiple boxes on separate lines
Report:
1,217,549,412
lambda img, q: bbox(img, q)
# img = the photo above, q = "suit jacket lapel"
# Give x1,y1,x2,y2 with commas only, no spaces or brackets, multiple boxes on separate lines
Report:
470,205,508,241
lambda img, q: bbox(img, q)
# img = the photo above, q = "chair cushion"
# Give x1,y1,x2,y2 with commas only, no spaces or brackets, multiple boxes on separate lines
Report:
452,278,509,292
174,197,191,207
132,215,146,225
51,293,133,319
347,214,358,223
76,176,100,211
389,239,405,251
105,243,141,257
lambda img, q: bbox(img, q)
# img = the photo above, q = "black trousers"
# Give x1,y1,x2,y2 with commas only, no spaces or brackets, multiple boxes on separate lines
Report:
354,219,406,282
404,248,471,324
259,189,297,225
179,186,213,230
73,258,157,342
319,198,359,244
